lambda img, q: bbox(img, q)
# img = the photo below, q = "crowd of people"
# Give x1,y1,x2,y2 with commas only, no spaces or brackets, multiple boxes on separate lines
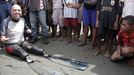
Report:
0,0,134,65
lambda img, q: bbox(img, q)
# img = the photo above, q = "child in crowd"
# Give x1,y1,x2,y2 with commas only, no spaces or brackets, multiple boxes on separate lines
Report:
63,0,79,44
95,0,120,57
52,0,64,40
111,15,134,66
78,0,97,49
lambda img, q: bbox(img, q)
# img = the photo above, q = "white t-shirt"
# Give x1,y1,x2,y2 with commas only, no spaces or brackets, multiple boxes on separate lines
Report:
122,0,134,18
6,18,25,43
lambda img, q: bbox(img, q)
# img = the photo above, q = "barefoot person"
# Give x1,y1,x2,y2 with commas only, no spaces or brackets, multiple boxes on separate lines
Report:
111,15,134,66
95,0,120,57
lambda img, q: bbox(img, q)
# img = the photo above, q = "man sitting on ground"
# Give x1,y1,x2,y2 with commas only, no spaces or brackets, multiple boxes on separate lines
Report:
111,15,134,66
0,4,46,63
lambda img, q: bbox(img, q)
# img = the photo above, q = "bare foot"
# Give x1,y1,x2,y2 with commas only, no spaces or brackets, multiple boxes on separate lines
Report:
66,40,72,44
59,37,64,41
94,50,101,56
53,37,57,41
89,44,96,49
74,38,80,42
101,47,107,53
104,52,111,58
77,42,87,46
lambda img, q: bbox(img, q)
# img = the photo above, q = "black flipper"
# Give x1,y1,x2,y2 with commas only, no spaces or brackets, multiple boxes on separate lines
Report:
44,55,89,71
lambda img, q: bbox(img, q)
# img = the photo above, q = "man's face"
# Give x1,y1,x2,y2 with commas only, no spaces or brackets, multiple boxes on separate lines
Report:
11,5,22,20
121,20,131,32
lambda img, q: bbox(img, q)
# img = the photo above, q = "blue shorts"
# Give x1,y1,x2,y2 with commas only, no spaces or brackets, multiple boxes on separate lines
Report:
82,7,96,27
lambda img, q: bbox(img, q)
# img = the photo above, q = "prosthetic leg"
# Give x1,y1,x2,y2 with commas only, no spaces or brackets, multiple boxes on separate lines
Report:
6,44,32,63
21,41,45,55
6,41,46,63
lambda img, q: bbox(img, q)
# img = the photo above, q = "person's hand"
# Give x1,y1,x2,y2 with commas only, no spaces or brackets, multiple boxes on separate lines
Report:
116,53,121,59
26,29,32,34
113,22,118,30
111,50,121,61
66,3,73,8
114,51,121,60
1,36,9,43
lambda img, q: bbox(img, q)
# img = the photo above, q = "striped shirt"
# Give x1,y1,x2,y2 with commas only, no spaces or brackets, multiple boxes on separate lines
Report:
63,0,79,18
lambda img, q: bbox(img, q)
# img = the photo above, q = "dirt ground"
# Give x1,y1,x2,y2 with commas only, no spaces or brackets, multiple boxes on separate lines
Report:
0,38,134,75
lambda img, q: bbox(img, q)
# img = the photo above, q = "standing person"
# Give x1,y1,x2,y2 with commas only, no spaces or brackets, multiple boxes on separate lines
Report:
15,0,31,40
63,0,79,44
29,0,49,44
0,4,46,63
46,0,54,37
52,0,64,40
67,0,97,48
95,0,120,57
76,5,83,41
0,0,11,25
0,0,13,48
78,0,97,49
111,15,134,66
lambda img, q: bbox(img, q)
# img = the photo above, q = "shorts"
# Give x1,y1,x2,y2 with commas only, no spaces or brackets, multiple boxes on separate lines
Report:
97,25,114,39
82,7,96,27
64,18,78,27
52,9,63,27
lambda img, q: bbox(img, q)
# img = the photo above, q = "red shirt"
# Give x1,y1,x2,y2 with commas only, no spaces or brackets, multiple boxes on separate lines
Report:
117,30,134,46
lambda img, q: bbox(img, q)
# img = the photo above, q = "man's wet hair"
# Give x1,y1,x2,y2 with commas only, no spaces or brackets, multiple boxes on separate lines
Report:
123,15,134,26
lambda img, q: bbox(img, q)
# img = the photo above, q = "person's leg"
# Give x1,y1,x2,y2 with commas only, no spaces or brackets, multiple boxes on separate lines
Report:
66,25,72,44
104,38,113,58
71,18,78,42
104,29,114,58
0,2,8,24
52,9,59,40
53,25,57,40
59,26,66,41
94,26,104,56
38,10,49,44
21,41,45,55
6,44,28,60
23,8,31,41
95,35,102,56
0,3,8,48
63,18,69,41
111,46,134,63
29,11,38,43
76,22,81,41
90,9,97,49
58,9,64,38
78,7,90,46
78,25,89,46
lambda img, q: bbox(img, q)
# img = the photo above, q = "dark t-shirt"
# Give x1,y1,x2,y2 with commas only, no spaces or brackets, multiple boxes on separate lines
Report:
96,0,119,29
79,0,97,9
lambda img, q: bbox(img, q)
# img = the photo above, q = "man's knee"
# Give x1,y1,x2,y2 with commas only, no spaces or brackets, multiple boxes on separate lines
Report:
6,45,28,60
28,46,44,55
122,46,134,54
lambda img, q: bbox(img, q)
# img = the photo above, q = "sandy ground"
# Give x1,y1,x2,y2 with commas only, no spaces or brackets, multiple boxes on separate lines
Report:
0,38,134,75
